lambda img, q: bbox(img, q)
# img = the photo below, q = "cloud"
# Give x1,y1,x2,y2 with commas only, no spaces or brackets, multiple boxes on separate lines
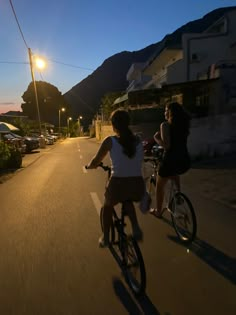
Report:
0,102,15,105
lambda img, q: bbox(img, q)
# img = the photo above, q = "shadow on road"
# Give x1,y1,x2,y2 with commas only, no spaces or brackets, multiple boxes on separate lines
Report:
113,278,160,315
168,235,236,285
110,246,160,315
153,213,236,285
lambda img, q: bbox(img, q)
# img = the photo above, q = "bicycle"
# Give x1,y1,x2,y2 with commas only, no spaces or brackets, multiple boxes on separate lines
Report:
93,163,146,296
144,146,197,244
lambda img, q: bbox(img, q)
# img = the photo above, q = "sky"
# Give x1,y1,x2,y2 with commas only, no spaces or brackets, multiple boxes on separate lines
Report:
1,0,236,114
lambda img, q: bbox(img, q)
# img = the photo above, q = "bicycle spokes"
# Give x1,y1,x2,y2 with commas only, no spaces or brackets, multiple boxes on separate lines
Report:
171,193,197,243
122,237,146,295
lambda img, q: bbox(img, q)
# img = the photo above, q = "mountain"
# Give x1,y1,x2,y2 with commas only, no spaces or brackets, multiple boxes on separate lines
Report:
64,6,236,127
64,43,160,127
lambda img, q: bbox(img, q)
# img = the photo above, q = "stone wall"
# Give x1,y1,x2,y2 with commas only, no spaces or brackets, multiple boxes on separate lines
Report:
95,113,236,159
188,113,236,158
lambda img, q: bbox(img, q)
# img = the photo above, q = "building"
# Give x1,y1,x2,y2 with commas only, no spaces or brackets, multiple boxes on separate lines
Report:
115,7,236,117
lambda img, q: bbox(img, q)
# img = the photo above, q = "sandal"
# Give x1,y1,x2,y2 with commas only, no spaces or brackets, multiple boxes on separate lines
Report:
98,235,109,248
149,208,166,219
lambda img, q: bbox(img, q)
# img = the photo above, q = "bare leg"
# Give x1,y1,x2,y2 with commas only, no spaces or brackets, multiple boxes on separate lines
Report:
125,201,143,241
155,175,169,213
101,204,113,245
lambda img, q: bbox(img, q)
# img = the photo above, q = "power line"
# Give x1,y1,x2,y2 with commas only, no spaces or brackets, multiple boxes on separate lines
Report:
7,1,94,75
48,59,94,71
0,60,95,71
9,0,28,49
0,61,29,64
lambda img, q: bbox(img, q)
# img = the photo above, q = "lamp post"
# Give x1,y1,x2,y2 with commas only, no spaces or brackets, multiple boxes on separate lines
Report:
28,48,42,135
67,117,72,137
78,116,83,137
59,107,65,136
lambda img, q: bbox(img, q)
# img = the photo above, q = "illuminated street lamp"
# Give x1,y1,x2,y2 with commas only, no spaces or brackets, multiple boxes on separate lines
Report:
35,57,46,70
59,107,65,136
28,48,43,135
78,116,83,137
67,117,72,137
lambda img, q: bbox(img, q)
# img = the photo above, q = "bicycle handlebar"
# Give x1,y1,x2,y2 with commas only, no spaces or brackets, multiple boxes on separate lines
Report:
98,162,111,172
85,162,111,172
143,157,159,163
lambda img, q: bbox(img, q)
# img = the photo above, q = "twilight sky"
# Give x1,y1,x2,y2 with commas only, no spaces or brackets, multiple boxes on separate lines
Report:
0,0,236,114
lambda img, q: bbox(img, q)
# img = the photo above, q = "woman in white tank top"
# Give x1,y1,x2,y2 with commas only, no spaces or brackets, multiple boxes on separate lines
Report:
87,109,145,248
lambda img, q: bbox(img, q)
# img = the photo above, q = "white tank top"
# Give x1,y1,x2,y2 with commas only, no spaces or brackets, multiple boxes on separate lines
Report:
110,136,143,177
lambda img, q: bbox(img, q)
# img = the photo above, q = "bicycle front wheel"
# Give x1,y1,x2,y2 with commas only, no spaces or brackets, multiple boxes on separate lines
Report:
122,236,146,296
170,192,197,243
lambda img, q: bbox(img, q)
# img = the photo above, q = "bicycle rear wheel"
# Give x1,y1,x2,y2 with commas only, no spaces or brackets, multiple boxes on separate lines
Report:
122,236,146,296
100,207,115,244
170,192,197,243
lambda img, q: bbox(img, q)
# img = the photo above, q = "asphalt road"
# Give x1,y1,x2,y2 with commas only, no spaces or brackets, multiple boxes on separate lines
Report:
0,137,235,315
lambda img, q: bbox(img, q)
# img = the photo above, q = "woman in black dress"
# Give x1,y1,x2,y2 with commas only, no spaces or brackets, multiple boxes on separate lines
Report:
150,102,191,217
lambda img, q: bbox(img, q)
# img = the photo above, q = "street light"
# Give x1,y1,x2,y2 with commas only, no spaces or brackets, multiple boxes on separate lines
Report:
78,116,83,137
28,48,42,135
67,117,72,137
59,107,65,136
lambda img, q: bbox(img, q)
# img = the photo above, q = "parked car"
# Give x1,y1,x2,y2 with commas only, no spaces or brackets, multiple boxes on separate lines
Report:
24,135,40,153
45,135,54,145
2,133,26,154
50,133,59,141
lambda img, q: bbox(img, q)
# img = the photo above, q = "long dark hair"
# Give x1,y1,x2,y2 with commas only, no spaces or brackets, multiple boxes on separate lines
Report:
110,109,137,158
166,102,190,138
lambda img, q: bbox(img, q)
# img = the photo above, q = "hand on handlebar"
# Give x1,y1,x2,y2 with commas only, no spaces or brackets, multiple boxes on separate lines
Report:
85,162,104,170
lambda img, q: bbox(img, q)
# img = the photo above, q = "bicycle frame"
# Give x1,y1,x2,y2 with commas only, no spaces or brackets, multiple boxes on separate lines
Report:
144,157,178,214
144,157,197,243
112,204,129,260
87,162,147,294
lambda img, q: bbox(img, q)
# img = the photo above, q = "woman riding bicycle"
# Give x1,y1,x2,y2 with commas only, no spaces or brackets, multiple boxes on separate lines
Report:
150,102,191,218
86,109,145,248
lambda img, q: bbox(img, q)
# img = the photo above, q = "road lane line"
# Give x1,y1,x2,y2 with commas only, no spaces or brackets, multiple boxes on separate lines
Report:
90,192,102,215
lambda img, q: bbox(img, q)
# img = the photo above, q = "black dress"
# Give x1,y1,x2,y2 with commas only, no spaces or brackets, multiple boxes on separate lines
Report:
158,124,191,178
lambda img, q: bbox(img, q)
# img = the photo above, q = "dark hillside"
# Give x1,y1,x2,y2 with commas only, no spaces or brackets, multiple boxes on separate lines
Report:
64,43,161,127
64,6,236,128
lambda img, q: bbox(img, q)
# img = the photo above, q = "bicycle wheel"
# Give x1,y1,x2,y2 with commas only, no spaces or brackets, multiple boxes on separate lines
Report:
170,192,197,243
122,236,146,296
100,207,115,244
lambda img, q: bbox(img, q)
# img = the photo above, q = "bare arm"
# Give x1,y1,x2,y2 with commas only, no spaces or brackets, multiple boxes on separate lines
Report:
153,122,170,150
86,137,112,169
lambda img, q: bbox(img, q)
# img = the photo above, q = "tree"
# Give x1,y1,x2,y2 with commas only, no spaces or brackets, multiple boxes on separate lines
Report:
21,81,70,126
100,91,124,121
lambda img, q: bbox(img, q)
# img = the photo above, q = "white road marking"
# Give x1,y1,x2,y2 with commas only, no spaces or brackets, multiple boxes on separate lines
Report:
78,148,80,152
90,192,102,215
82,166,87,173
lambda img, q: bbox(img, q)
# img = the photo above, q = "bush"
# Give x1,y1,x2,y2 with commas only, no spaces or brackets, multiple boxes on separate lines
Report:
0,142,11,169
7,148,22,169
0,142,22,169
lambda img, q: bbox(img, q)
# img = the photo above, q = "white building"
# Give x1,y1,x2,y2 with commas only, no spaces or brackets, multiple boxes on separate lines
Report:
124,8,236,114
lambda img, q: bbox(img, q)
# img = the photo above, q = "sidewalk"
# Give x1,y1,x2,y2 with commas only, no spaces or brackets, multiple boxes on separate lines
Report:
0,143,56,184
183,153,236,209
